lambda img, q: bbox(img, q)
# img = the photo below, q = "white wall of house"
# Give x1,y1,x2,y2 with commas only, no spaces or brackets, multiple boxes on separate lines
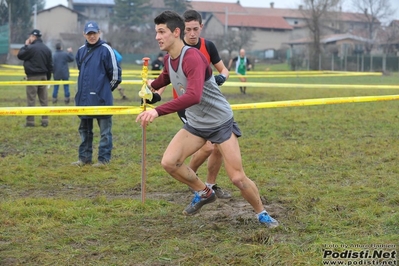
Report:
205,16,292,51
251,29,292,50
34,7,79,47
72,5,112,33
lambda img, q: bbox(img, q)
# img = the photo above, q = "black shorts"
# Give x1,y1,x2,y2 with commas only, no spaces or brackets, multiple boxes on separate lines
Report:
183,117,242,144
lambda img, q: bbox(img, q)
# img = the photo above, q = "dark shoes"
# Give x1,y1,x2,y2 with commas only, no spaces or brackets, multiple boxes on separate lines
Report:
211,184,231,199
189,184,232,199
24,122,48,127
53,98,70,104
183,191,216,215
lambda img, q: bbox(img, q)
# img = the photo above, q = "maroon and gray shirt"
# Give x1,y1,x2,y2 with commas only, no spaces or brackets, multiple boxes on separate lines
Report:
152,46,232,129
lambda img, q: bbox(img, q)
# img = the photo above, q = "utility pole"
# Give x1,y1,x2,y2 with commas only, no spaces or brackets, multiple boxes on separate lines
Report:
33,4,37,28
224,7,228,35
8,1,11,63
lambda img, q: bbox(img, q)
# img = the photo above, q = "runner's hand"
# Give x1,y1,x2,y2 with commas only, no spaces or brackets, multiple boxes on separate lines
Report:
214,74,226,86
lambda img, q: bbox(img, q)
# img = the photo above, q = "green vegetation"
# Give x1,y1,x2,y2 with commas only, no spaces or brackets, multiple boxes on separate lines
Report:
1,67,398,265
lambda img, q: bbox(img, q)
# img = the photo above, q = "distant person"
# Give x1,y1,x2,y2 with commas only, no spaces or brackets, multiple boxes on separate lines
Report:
72,21,121,167
17,29,53,127
228,48,252,94
107,42,127,100
52,42,74,104
151,53,164,71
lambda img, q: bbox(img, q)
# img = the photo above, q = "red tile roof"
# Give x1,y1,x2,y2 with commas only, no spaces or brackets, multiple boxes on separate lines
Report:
245,7,307,18
212,13,293,30
190,1,247,13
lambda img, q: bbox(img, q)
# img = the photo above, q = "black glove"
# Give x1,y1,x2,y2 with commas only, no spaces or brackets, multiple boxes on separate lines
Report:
111,83,119,91
214,74,226,86
47,72,52,81
140,92,161,104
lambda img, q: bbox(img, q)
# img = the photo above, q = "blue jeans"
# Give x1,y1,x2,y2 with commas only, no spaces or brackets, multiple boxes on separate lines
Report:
53,84,70,98
78,117,113,163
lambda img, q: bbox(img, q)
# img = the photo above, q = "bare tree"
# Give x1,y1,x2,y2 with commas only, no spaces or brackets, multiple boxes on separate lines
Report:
209,27,254,58
380,22,399,54
301,0,340,69
351,0,396,53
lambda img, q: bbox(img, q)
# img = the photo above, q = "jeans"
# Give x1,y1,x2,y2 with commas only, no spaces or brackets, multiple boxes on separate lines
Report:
53,84,70,98
78,117,113,163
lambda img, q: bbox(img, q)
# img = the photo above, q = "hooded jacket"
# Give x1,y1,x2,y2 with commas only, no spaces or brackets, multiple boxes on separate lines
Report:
17,38,53,79
75,39,121,115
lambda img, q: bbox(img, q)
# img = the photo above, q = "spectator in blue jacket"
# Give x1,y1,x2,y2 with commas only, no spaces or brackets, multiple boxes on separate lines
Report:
72,21,122,167
52,42,74,104
107,42,127,100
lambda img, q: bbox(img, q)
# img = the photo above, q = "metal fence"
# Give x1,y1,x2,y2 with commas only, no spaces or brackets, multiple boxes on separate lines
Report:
0,24,9,55
291,54,399,72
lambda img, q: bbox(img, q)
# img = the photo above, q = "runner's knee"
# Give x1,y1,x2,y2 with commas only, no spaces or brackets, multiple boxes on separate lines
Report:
161,157,182,173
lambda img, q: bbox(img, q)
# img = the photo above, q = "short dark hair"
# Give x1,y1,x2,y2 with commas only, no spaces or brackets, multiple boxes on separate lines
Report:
154,10,185,40
182,9,202,24
55,43,62,50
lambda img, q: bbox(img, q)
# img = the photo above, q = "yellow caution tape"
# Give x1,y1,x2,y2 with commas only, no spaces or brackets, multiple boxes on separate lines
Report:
230,94,399,110
0,80,143,86
0,105,152,116
0,80,76,86
0,95,398,116
2,80,398,89
223,82,399,90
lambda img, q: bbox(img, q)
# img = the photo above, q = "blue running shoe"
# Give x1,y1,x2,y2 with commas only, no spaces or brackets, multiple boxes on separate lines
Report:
183,192,216,216
258,211,279,228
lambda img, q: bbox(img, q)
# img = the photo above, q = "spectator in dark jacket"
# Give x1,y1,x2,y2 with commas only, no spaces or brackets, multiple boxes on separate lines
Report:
52,43,74,104
151,53,164,71
17,29,53,127
72,21,122,168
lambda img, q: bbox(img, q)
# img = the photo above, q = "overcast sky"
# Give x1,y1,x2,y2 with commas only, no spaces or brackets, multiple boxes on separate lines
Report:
45,0,399,23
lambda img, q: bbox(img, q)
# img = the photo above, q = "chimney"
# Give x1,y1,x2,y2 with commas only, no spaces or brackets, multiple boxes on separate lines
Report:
270,2,274,8
299,5,303,10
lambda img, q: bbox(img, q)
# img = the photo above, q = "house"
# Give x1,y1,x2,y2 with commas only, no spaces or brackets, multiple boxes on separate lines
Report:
376,20,399,55
286,33,373,57
206,13,293,51
30,0,386,59
189,1,377,58
67,0,115,33
34,4,86,49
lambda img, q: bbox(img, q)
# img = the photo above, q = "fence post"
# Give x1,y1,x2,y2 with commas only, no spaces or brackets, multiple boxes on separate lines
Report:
370,55,373,72
319,54,321,70
361,54,364,72
382,54,386,72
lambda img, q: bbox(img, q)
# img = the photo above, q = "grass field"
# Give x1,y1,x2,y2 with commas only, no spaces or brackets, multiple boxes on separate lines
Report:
0,64,398,265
